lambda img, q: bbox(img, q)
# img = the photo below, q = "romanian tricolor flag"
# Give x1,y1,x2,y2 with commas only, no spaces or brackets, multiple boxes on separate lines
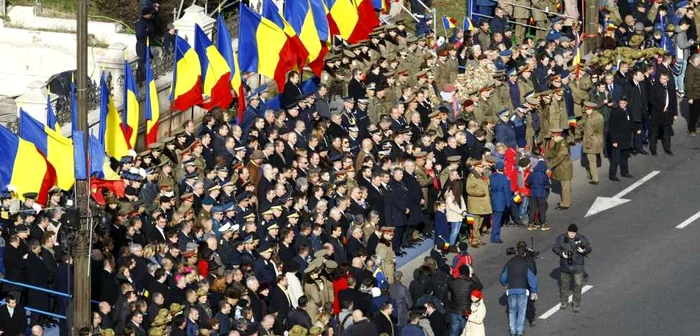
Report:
568,116,577,127
19,110,74,190
99,72,131,159
194,24,233,111
372,0,389,14
145,38,160,147
348,0,380,43
70,73,88,181
238,3,296,91
466,214,475,225
285,0,323,67
442,15,457,31
262,0,309,70
326,0,358,41
123,61,139,148
215,14,246,122
309,0,330,76
46,93,59,132
513,193,523,204
170,34,203,111
0,125,57,205
463,16,474,32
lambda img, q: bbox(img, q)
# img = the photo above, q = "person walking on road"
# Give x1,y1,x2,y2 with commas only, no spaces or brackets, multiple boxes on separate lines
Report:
544,129,573,210
460,289,486,336
684,53,700,137
552,224,592,313
500,242,538,336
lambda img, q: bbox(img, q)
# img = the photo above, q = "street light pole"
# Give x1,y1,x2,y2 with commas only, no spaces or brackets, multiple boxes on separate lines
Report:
583,0,599,55
73,0,92,332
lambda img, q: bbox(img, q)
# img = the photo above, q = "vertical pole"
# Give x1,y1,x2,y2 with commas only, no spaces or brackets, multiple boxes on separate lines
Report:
73,0,92,332
583,0,598,54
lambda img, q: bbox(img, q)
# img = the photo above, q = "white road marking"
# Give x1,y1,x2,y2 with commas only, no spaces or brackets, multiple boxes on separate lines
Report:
675,211,700,229
585,171,660,218
612,170,660,198
538,285,594,320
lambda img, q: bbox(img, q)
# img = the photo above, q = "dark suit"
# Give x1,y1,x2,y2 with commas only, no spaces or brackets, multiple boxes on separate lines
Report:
282,81,303,108
0,303,27,336
340,319,379,336
348,78,367,100
386,178,409,251
648,81,677,154
427,310,447,336
338,288,372,316
373,311,395,336
269,284,292,321
608,106,633,177
365,184,387,225
623,80,648,152
346,237,366,260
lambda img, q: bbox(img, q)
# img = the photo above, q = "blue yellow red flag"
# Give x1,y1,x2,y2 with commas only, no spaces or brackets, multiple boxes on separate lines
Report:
0,125,57,205
238,3,296,91
284,0,322,65
19,110,74,190
99,72,131,159
145,38,160,146
123,60,139,147
262,0,309,69
194,24,233,110
348,0,380,43
442,16,457,31
46,93,60,132
216,14,246,122
170,34,203,111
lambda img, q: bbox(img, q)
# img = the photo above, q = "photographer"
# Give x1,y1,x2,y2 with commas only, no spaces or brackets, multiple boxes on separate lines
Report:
552,224,592,313
500,242,538,336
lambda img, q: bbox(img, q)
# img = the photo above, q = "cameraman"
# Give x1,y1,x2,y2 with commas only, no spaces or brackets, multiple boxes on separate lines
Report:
552,224,592,313
500,242,538,336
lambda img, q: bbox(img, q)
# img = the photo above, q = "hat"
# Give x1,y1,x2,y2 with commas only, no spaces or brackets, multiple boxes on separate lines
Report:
169,303,185,314
443,84,457,93
267,223,280,230
380,226,396,233
447,155,461,164
471,289,483,300
499,49,513,57
497,108,509,116
259,242,273,254
584,101,597,108
494,161,505,170
567,224,578,232
250,150,265,160
22,192,38,200
413,151,427,158
526,96,539,105
308,327,323,336
550,128,564,135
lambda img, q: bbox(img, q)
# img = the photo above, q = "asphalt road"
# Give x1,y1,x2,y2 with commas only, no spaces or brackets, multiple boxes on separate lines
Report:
399,113,700,335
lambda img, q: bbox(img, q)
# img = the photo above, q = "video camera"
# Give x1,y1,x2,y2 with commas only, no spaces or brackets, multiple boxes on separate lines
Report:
506,238,540,259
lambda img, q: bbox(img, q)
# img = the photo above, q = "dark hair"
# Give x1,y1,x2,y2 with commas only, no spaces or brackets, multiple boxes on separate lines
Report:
298,295,308,307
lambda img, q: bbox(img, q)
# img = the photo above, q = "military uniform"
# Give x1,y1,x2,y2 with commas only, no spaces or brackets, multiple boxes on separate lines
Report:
544,137,573,208
532,0,558,40
512,0,532,42
580,107,605,183
466,171,492,247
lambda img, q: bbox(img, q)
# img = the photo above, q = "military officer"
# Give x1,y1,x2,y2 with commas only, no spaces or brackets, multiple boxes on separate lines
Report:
580,101,605,185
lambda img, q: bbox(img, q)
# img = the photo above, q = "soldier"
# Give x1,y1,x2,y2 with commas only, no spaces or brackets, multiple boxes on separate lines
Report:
544,129,573,210
549,88,568,137
447,45,459,84
532,0,558,40
580,101,605,185
366,83,379,124
466,157,493,248
512,0,531,42
434,50,450,90
474,86,496,123
518,66,535,102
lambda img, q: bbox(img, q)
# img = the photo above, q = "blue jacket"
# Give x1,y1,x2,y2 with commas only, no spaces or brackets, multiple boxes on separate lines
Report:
489,172,513,212
500,256,538,295
526,161,550,198
490,15,508,33
507,81,521,108
512,115,527,148
495,120,517,148
401,324,425,336
434,210,449,245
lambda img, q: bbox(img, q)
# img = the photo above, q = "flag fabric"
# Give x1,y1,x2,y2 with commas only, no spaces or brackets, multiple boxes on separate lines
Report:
262,0,309,69
19,110,75,191
46,93,59,132
170,34,203,111
308,0,331,76
238,3,296,91
215,14,246,122
442,16,457,31
145,38,160,147
99,73,131,159
194,24,233,110
284,0,322,66
348,0,380,43
89,134,120,180
371,0,389,13
123,61,140,147
463,16,474,31
69,74,89,181
90,178,126,205
466,214,475,225
327,0,359,41
0,125,57,205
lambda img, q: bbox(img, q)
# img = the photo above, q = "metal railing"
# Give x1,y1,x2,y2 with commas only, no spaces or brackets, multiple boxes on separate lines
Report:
502,1,579,21
0,278,72,320
471,13,547,31
412,0,437,34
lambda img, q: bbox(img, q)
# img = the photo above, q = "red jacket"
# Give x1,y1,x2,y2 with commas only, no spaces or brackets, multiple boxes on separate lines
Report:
520,167,532,197
504,148,519,192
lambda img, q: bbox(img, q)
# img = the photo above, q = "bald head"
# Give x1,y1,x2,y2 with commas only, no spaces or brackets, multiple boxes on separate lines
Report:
352,309,364,322
352,257,363,268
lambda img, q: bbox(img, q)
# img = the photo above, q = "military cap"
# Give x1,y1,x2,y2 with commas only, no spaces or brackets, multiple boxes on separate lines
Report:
380,226,396,233
497,108,509,116
584,101,597,108
506,67,517,77
484,154,498,163
462,99,475,108
526,96,539,105
357,97,369,105
290,325,308,336
428,111,440,118
342,50,356,59
120,156,134,164
415,69,429,78
208,184,222,192
558,36,572,43
0,191,12,200
287,211,300,219
553,88,564,95
309,327,323,336
551,74,561,81
149,327,166,336
537,90,552,97
550,128,565,135
325,260,338,269
102,329,116,336
182,250,196,259
261,206,274,215
244,212,256,220
235,191,250,202
242,235,254,244
413,151,427,158
15,224,29,232
169,303,185,314
247,94,260,102
201,197,215,206
259,242,273,254
406,36,418,43
148,142,163,151
151,316,169,327
447,156,461,163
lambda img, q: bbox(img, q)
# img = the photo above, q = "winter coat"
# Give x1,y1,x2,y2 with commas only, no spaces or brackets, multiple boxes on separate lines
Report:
304,278,334,322
608,107,633,150
434,210,449,244
581,110,605,154
444,190,467,222
544,140,573,181
401,324,425,336
526,161,550,198
387,178,409,227
461,301,486,336
447,275,483,315
503,148,519,192
552,233,592,274
687,64,700,100
375,240,396,284
390,282,412,326
489,172,513,212
466,172,492,215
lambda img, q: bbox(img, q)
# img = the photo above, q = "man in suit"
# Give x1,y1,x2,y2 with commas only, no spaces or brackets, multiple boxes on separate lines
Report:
387,168,409,254
373,301,396,336
348,69,367,101
389,271,412,326
147,214,168,243
269,274,293,323
608,96,635,180
648,71,678,156
623,69,649,154
282,71,303,109
340,310,378,336
425,301,446,336
0,294,27,336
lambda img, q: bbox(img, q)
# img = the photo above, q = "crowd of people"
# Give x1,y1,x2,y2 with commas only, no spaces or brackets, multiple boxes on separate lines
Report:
1,0,697,335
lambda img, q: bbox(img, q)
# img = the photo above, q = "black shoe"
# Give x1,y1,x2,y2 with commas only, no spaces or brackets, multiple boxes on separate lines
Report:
665,151,674,156
630,150,638,155
638,150,649,155
621,173,634,178
529,320,537,327
555,205,570,210
609,176,621,181
651,151,658,156
589,181,599,185
491,239,504,243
